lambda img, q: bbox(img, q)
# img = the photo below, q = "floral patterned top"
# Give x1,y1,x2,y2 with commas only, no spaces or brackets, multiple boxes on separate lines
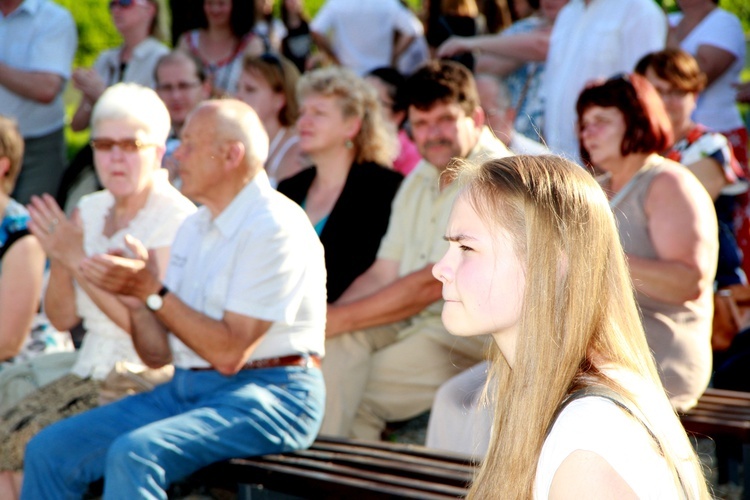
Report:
665,123,746,196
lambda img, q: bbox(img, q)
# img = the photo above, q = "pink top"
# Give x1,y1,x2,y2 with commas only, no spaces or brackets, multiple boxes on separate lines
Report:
393,129,421,176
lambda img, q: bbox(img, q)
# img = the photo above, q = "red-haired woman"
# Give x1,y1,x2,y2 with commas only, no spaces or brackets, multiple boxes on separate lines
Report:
577,74,718,412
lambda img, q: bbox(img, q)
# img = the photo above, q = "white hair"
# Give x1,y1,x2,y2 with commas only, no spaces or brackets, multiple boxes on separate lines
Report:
91,82,171,145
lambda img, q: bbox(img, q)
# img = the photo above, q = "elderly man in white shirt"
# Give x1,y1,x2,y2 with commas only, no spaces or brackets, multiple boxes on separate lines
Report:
310,0,419,75
20,99,327,499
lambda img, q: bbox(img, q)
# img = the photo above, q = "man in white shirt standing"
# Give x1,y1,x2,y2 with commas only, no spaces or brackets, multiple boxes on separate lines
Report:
310,0,419,75
21,100,327,499
0,0,77,204
543,0,666,160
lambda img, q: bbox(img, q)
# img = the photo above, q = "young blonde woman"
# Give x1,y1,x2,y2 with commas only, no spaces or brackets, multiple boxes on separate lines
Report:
432,155,710,498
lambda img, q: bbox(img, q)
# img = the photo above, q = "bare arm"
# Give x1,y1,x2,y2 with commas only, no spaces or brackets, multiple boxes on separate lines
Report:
0,236,46,360
627,167,718,304
30,194,172,334
437,30,551,63
80,236,272,375
335,258,401,305
327,264,443,337
695,44,736,87
735,82,750,104
392,34,416,65
683,157,727,201
0,63,63,104
549,450,638,500
310,31,340,65
70,69,108,131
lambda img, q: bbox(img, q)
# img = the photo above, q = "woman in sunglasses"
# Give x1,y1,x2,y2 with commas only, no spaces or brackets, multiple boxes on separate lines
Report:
576,74,717,412
236,53,305,187
71,0,168,132
0,84,195,499
177,0,265,95
277,67,403,304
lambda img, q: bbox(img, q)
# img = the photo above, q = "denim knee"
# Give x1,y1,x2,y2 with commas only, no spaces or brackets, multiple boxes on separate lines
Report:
104,431,168,498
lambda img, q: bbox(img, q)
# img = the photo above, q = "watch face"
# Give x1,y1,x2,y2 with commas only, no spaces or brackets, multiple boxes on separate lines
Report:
146,294,163,311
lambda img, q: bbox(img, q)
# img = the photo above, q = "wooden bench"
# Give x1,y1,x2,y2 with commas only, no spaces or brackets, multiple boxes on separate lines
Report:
679,387,750,498
189,436,476,499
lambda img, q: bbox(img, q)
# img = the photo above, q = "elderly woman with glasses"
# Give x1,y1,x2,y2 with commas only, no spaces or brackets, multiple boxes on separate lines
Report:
71,0,169,132
236,53,305,186
0,83,195,499
577,73,718,412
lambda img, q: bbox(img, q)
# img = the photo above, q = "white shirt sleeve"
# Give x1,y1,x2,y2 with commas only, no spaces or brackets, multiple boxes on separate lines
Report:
310,0,336,34
620,3,667,71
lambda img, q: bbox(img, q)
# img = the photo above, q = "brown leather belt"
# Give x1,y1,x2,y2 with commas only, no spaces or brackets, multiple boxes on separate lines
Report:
189,354,321,372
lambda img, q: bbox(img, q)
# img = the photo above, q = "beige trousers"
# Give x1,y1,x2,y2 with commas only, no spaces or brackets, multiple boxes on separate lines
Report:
320,314,488,440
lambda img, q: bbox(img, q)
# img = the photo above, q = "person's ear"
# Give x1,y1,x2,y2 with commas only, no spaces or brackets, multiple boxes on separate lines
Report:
0,157,10,180
200,81,212,100
393,109,407,128
471,106,486,129
343,116,363,143
152,145,166,167
224,141,246,171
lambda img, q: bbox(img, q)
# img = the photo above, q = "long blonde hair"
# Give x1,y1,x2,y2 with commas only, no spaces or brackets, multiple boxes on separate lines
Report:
453,155,709,499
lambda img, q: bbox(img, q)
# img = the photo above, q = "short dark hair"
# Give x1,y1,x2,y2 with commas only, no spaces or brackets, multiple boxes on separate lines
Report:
634,48,707,94
403,60,480,116
367,67,408,113
576,73,673,158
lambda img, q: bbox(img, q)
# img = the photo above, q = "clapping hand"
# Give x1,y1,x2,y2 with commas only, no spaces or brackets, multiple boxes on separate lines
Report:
27,194,85,270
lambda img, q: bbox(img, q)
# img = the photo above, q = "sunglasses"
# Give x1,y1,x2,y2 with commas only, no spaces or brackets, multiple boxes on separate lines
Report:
108,0,148,9
90,138,156,153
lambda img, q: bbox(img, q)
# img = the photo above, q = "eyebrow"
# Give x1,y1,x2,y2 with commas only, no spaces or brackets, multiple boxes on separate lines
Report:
443,234,477,242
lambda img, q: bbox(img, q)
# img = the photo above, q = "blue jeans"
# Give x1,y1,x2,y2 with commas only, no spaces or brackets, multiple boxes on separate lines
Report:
21,365,325,500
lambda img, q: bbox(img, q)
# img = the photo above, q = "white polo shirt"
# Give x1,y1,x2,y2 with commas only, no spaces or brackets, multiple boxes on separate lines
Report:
164,171,327,369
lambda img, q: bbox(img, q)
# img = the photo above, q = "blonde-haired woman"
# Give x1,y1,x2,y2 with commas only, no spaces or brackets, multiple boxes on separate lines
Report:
432,154,710,498
277,66,402,303
236,53,304,186
0,83,195,499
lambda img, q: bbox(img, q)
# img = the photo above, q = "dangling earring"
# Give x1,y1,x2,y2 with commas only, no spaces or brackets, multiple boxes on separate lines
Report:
345,139,354,149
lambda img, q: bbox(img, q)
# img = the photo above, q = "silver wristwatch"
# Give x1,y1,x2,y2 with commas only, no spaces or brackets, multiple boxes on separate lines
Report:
146,285,169,311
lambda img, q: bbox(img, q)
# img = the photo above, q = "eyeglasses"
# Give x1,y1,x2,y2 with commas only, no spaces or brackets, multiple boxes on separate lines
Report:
108,0,148,9
90,138,157,152
157,81,202,93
